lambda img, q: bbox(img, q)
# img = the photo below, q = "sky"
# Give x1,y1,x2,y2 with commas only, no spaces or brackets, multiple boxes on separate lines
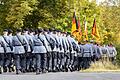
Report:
96,0,105,4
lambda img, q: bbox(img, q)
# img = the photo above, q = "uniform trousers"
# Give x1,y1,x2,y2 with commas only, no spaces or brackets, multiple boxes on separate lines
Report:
82,57,91,69
64,52,70,69
52,52,57,70
0,53,5,67
4,53,14,68
14,54,26,70
47,52,52,70
34,53,47,71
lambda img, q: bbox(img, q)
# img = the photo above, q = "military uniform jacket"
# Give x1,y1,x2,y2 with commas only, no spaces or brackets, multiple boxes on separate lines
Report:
64,37,70,54
82,44,93,57
2,35,13,53
107,46,117,57
32,34,47,54
100,46,109,57
78,44,84,57
51,33,60,52
44,33,56,52
89,44,95,57
70,37,79,56
12,34,28,54
24,34,33,53
67,36,74,54
59,35,64,53
0,36,7,53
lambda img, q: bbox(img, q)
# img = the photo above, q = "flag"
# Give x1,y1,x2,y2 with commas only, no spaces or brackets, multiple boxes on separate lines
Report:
71,12,78,36
78,18,82,35
76,18,82,42
84,19,88,41
92,18,100,40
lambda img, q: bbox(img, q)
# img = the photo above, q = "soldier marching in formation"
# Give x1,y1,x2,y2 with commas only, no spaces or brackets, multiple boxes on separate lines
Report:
0,28,117,75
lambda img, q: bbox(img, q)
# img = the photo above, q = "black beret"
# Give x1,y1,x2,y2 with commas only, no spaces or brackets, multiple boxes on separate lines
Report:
16,29,22,32
38,28,43,33
8,29,13,33
3,29,8,32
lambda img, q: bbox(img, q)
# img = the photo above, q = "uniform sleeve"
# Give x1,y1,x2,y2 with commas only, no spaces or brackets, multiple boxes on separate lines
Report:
1,37,7,53
113,47,117,56
99,47,103,56
106,47,110,57
90,46,93,57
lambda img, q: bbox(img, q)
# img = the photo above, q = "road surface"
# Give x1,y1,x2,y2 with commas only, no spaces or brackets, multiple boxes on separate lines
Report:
0,72,120,80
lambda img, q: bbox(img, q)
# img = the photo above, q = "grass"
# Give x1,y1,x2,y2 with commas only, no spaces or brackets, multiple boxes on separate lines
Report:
81,59,120,72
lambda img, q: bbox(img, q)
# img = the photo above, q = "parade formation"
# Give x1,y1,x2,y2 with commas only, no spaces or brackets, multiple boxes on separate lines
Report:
0,28,117,75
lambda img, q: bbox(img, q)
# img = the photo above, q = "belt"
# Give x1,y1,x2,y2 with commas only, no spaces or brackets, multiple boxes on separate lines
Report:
14,45,22,46
34,45,42,46
84,52,90,53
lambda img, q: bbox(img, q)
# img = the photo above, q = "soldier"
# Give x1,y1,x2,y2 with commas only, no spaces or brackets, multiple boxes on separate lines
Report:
44,29,56,72
58,31,65,71
32,29,48,74
12,29,28,74
3,29,14,73
67,34,78,71
22,28,33,72
100,45,109,62
64,33,70,72
89,40,96,62
77,42,84,71
71,36,79,71
61,32,69,72
66,32,74,71
0,30,7,74
82,40,93,69
95,43,102,61
107,43,117,64
29,29,35,72
51,30,60,72
56,30,62,71
8,29,15,72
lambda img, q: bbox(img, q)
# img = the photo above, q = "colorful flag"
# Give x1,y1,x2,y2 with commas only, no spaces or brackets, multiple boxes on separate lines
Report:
76,18,82,42
92,18,100,40
71,12,78,36
84,19,88,41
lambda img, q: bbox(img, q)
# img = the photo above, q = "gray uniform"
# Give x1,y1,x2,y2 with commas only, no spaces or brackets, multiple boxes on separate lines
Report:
82,43,93,69
0,36,7,71
3,35,14,69
77,44,84,70
51,33,60,71
67,36,76,69
12,34,28,71
23,33,33,71
89,43,95,61
44,33,56,71
32,34,48,72
64,36,70,70
59,35,65,70
107,46,117,63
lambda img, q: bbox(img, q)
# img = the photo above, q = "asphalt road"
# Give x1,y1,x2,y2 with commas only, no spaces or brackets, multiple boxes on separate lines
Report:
0,72,120,80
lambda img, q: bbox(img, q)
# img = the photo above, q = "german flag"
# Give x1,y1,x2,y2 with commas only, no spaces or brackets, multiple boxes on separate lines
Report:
83,19,88,41
92,18,100,40
71,12,78,36
76,18,82,42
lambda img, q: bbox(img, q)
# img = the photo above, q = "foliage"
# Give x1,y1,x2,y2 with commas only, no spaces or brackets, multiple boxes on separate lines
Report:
0,0,120,45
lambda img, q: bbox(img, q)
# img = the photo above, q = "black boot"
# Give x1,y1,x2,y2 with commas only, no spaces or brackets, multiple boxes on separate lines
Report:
42,69,46,73
16,69,21,74
8,66,15,72
0,67,2,74
36,69,40,75
3,66,7,73
21,68,26,73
